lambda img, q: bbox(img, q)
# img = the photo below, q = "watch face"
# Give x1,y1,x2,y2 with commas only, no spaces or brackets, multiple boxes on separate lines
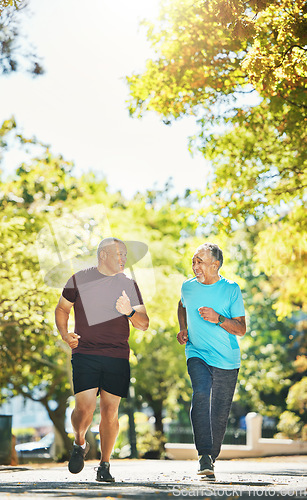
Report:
218,315,226,324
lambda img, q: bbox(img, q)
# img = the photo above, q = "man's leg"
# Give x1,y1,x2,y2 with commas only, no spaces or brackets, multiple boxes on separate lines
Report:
210,367,239,461
95,390,121,483
187,357,213,455
69,388,97,473
71,388,98,446
99,390,121,463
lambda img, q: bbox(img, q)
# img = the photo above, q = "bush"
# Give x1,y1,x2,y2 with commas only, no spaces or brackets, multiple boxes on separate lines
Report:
277,411,303,439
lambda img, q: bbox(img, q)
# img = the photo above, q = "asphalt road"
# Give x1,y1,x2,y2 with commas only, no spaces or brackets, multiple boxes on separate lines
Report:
0,456,306,499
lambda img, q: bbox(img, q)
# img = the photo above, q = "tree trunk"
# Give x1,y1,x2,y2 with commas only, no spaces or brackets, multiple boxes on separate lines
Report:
41,394,72,460
153,405,164,434
127,388,138,458
85,429,98,460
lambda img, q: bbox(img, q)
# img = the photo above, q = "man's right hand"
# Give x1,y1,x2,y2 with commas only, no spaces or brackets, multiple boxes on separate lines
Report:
62,332,80,349
177,329,188,345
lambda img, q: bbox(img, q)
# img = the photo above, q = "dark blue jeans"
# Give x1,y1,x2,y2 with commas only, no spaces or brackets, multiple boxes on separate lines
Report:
187,356,239,461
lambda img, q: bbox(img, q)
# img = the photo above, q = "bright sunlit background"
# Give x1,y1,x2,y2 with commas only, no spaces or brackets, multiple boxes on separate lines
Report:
0,0,209,198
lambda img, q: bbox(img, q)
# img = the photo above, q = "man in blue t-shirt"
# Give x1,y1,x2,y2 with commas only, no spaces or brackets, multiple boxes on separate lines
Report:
177,243,246,479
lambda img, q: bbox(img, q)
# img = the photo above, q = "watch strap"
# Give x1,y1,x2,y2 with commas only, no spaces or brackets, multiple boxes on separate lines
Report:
126,308,136,318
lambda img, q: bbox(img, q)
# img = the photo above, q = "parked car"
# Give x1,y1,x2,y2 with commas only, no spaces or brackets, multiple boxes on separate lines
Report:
15,432,55,463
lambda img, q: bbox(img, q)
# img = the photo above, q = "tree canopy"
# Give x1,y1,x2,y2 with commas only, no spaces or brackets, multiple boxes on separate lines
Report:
0,121,201,456
1,118,306,451
127,0,307,319
127,0,306,121
0,1,44,76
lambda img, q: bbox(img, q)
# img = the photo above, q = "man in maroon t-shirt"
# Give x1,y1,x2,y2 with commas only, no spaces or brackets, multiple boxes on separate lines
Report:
55,237,149,482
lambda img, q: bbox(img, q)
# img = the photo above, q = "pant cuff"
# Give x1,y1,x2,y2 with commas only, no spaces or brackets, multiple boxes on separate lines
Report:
197,450,212,456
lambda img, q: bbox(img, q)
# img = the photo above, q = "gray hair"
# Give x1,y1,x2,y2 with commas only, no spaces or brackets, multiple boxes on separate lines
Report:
97,238,126,259
197,243,223,269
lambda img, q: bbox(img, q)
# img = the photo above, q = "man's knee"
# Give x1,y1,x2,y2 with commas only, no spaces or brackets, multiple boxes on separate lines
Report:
101,403,119,422
74,403,95,418
74,391,97,419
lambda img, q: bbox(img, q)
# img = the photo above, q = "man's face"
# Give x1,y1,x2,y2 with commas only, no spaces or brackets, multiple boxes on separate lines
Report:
192,248,219,284
102,242,127,275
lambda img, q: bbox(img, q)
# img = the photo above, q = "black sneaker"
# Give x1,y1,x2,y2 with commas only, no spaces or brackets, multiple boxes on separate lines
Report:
68,442,90,474
197,454,215,476
200,473,216,481
95,462,115,482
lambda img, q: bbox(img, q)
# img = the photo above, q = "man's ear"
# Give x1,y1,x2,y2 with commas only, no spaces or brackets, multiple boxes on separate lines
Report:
98,249,105,261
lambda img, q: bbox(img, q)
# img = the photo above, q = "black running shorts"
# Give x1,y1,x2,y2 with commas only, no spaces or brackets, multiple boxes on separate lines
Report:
71,353,130,398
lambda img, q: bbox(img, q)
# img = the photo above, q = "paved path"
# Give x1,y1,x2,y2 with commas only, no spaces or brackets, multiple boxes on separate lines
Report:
0,456,306,499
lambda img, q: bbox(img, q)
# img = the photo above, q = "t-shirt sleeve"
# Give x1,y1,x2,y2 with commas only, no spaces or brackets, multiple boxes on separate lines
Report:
181,285,186,308
230,284,245,318
130,281,144,306
62,275,78,303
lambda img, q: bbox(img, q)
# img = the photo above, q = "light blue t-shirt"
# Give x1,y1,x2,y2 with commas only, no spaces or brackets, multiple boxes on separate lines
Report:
181,276,245,369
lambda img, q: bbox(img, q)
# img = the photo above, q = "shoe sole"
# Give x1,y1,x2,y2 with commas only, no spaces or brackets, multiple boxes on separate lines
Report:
200,473,216,481
68,465,84,474
197,468,214,475
95,478,115,483
68,443,90,474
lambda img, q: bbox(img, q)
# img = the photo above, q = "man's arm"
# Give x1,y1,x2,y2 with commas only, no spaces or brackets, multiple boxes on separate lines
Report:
129,304,149,331
198,307,246,337
116,290,149,331
177,300,188,345
55,296,80,348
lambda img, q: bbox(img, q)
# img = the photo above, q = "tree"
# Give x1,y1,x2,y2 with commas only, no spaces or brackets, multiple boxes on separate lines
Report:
127,0,306,122
126,0,307,319
277,355,307,439
0,1,21,15
93,184,202,442
0,129,88,457
0,1,44,76
222,226,307,438
201,98,307,318
129,269,191,435
0,121,203,457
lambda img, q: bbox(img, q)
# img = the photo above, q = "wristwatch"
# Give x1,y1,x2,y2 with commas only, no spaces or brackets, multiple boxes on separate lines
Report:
126,308,136,318
217,314,226,326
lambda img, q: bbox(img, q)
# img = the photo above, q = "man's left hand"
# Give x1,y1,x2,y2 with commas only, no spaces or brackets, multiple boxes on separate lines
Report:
198,306,219,323
116,290,133,315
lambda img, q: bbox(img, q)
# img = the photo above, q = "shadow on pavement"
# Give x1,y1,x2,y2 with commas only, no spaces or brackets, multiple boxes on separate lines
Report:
0,479,275,492
0,480,305,500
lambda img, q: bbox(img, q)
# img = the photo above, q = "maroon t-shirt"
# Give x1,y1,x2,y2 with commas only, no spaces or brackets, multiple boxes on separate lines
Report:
62,267,144,359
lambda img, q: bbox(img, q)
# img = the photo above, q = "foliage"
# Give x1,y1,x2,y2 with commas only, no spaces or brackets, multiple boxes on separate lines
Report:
127,0,307,321
202,99,307,318
0,0,21,15
137,430,166,458
225,227,306,429
0,131,86,457
0,213,73,456
0,120,202,455
127,0,307,122
277,355,307,439
93,185,201,438
129,269,191,435
277,410,304,440
240,0,307,99
286,376,307,415
0,1,44,76
1,115,306,457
